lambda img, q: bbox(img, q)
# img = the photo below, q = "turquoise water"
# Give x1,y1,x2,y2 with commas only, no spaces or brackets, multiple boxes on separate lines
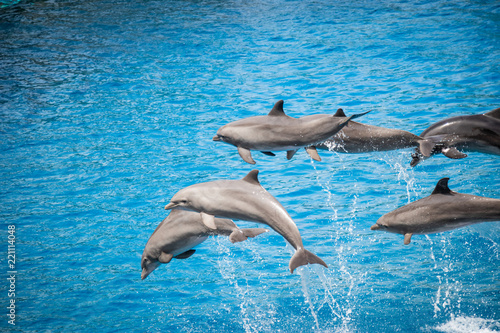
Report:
1,0,499,332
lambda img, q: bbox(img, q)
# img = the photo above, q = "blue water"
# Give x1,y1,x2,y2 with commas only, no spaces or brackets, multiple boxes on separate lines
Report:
1,0,499,332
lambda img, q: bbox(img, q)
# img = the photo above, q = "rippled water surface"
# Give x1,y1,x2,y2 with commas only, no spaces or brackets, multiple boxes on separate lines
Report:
1,0,499,332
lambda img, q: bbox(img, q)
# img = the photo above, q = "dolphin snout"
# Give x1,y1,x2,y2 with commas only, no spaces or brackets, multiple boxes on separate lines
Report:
212,135,221,141
370,223,381,230
164,202,178,210
141,268,149,280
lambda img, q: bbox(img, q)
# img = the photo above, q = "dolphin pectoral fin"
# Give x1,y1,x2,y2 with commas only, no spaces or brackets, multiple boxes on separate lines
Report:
159,252,174,264
305,146,321,161
174,249,196,259
418,139,435,157
442,147,467,159
200,212,217,230
261,151,276,156
289,248,328,274
243,228,269,238
229,228,268,243
287,150,298,160
403,233,413,245
237,146,256,164
229,230,247,243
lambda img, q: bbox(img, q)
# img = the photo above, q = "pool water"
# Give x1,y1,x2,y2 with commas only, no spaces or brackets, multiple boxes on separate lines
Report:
1,0,499,332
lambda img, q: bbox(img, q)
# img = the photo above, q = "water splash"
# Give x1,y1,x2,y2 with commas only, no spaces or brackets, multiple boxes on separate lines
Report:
429,315,500,333
308,156,360,332
377,151,418,203
298,267,321,331
215,237,277,333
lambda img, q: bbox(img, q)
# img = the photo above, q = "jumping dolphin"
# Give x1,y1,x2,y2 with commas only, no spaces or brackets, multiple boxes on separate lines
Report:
164,170,328,273
212,100,369,164
141,209,268,279
315,108,433,155
410,107,500,166
371,178,500,244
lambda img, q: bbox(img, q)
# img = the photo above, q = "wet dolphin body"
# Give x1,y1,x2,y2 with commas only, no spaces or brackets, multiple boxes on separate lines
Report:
141,209,268,279
410,107,500,166
213,100,369,164
371,178,500,245
315,108,433,155
164,170,328,273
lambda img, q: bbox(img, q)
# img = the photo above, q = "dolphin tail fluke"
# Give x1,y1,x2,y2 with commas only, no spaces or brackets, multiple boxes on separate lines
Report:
229,228,269,243
348,110,371,120
289,248,328,273
338,110,371,130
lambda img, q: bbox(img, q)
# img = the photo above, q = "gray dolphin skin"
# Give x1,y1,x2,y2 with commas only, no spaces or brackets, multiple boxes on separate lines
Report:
316,108,433,155
212,100,369,164
410,107,500,166
164,170,328,273
141,209,269,279
371,178,500,245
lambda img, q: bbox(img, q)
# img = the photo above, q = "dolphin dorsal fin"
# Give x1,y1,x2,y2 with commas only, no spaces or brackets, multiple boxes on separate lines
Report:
242,169,260,185
431,178,452,195
485,107,500,119
334,108,347,117
268,100,286,116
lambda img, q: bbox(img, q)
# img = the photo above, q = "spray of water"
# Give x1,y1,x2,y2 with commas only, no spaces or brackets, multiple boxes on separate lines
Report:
215,237,277,333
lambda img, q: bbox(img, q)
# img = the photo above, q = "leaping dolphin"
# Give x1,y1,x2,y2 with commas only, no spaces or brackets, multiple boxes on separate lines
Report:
213,100,369,164
141,209,268,279
164,170,328,273
315,108,433,155
410,107,500,166
371,178,500,244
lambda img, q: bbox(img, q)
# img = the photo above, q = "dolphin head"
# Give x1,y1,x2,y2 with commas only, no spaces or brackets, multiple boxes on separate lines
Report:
213,125,239,147
141,252,161,280
164,186,205,212
370,215,404,235
370,222,387,231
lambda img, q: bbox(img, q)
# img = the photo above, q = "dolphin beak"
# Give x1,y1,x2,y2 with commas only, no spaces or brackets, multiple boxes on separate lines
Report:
164,202,178,210
370,223,381,230
212,135,221,141
141,268,150,280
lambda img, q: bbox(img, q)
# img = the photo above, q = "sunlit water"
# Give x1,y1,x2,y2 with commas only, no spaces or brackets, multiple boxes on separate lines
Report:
1,0,499,332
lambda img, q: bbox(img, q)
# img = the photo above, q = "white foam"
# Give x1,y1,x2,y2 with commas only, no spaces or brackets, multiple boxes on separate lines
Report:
432,316,500,333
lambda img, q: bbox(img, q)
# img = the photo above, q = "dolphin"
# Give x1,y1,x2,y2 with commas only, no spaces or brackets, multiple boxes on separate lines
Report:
164,170,328,273
212,100,369,164
371,178,500,245
410,107,500,166
315,108,433,155
141,209,268,279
